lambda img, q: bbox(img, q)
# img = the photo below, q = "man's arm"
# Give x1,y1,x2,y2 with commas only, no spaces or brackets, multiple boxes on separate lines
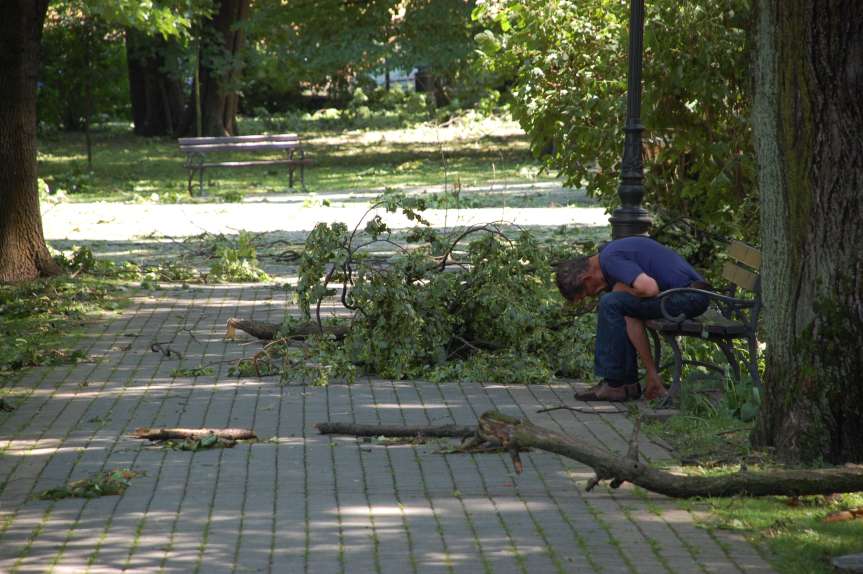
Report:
611,273,659,298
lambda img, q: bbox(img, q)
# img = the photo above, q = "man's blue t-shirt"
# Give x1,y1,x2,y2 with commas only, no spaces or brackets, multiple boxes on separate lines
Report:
599,237,703,291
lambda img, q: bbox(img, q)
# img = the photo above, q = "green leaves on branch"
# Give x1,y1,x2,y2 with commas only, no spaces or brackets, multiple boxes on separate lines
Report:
290,191,595,384
474,0,757,242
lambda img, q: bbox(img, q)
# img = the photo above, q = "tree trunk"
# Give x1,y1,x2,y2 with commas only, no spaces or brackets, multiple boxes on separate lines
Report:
0,0,61,283
126,28,184,137
752,1,863,463
181,0,249,137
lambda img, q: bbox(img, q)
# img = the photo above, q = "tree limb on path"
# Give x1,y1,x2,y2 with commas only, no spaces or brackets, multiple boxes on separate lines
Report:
316,422,475,439
477,411,863,498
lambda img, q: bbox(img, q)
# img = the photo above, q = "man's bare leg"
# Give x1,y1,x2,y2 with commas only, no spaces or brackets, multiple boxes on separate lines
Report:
625,316,667,399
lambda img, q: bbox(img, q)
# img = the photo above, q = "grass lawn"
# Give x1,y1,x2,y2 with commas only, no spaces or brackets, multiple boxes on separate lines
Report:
647,410,863,574
36,115,557,203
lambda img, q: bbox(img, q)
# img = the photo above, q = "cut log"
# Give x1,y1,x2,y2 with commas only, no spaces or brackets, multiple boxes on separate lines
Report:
476,411,863,498
226,318,350,341
316,422,475,439
132,427,257,441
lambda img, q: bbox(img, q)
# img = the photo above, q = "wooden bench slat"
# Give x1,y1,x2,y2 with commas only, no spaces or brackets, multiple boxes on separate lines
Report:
728,240,762,269
647,316,749,337
178,134,298,145
179,133,309,195
722,261,759,290
201,159,313,168
180,142,302,153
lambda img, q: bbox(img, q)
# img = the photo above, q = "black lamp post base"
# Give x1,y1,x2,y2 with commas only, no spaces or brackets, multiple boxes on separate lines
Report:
609,206,652,239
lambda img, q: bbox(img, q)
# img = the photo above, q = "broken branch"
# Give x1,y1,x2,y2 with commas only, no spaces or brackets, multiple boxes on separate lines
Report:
476,411,863,498
132,427,257,441
316,422,475,439
226,318,350,341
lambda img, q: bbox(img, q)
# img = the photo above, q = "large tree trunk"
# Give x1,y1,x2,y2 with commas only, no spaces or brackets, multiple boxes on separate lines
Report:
181,0,249,137
752,1,863,463
0,0,61,283
126,28,185,137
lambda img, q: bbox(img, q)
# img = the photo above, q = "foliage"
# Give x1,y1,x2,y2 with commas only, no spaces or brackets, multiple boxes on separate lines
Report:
473,0,757,243
0,276,119,379
170,365,214,377
37,0,203,131
245,0,482,107
37,469,143,500
273,190,596,384
162,434,237,451
53,245,200,286
38,3,130,130
207,232,270,283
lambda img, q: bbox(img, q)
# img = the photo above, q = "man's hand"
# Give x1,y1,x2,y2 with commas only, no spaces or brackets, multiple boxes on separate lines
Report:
612,273,659,298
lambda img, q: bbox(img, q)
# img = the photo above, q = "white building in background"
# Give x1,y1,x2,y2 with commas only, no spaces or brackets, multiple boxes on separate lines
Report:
371,67,417,90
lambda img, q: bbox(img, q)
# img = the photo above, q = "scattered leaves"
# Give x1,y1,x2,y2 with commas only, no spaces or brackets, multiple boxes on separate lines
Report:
37,468,143,500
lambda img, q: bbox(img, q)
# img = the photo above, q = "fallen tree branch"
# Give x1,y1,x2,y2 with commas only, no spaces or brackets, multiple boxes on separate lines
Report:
132,427,257,441
226,318,349,341
536,405,625,414
476,410,863,498
316,422,475,439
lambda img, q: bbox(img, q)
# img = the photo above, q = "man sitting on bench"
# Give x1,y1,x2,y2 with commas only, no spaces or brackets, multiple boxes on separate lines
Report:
555,236,710,402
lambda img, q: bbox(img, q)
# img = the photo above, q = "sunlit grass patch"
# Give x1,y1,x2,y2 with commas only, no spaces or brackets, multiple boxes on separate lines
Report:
696,493,863,574
36,115,553,203
645,389,863,574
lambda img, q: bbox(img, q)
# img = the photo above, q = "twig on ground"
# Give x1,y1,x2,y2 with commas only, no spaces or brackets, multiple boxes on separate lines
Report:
536,405,625,414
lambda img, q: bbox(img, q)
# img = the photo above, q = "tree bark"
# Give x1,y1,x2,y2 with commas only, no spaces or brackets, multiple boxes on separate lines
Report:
316,422,475,439
752,1,863,463
226,318,350,340
126,28,184,137
477,411,863,498
0,0,61,283
132,427,257,441
181,0,250,137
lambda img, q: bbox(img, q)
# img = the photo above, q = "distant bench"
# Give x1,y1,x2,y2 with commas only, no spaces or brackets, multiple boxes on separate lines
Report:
178,133,311,195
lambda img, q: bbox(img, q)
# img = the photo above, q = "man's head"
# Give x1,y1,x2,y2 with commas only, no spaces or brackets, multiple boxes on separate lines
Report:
554,255,606,303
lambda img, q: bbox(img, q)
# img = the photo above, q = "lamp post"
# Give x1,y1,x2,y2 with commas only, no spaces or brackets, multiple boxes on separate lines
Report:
609,0,652,238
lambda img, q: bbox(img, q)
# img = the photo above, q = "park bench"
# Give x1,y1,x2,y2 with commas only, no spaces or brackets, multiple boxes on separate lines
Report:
647,240,763,400
178,133,311,195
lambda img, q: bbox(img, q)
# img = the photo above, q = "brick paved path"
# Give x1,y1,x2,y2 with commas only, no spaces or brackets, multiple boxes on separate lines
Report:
0,285,775,573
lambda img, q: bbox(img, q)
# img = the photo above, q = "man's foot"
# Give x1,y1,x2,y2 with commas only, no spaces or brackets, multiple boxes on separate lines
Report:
574,381,604,398
575,381,641,402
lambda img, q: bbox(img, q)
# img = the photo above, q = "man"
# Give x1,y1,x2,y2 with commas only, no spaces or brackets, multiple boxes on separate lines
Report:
555,236,710,401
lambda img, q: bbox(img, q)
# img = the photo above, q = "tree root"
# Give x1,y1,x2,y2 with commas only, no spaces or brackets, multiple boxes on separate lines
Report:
226,318,350,341
132,427,257,441
476,410,863,498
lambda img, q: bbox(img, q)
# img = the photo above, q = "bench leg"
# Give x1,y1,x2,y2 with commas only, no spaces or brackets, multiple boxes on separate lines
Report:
187,169,195,195
717,340,741,382
665,335,684,399
745,336,762,389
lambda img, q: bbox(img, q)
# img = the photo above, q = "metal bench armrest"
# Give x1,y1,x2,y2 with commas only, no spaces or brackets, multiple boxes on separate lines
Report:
656,287,755,322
